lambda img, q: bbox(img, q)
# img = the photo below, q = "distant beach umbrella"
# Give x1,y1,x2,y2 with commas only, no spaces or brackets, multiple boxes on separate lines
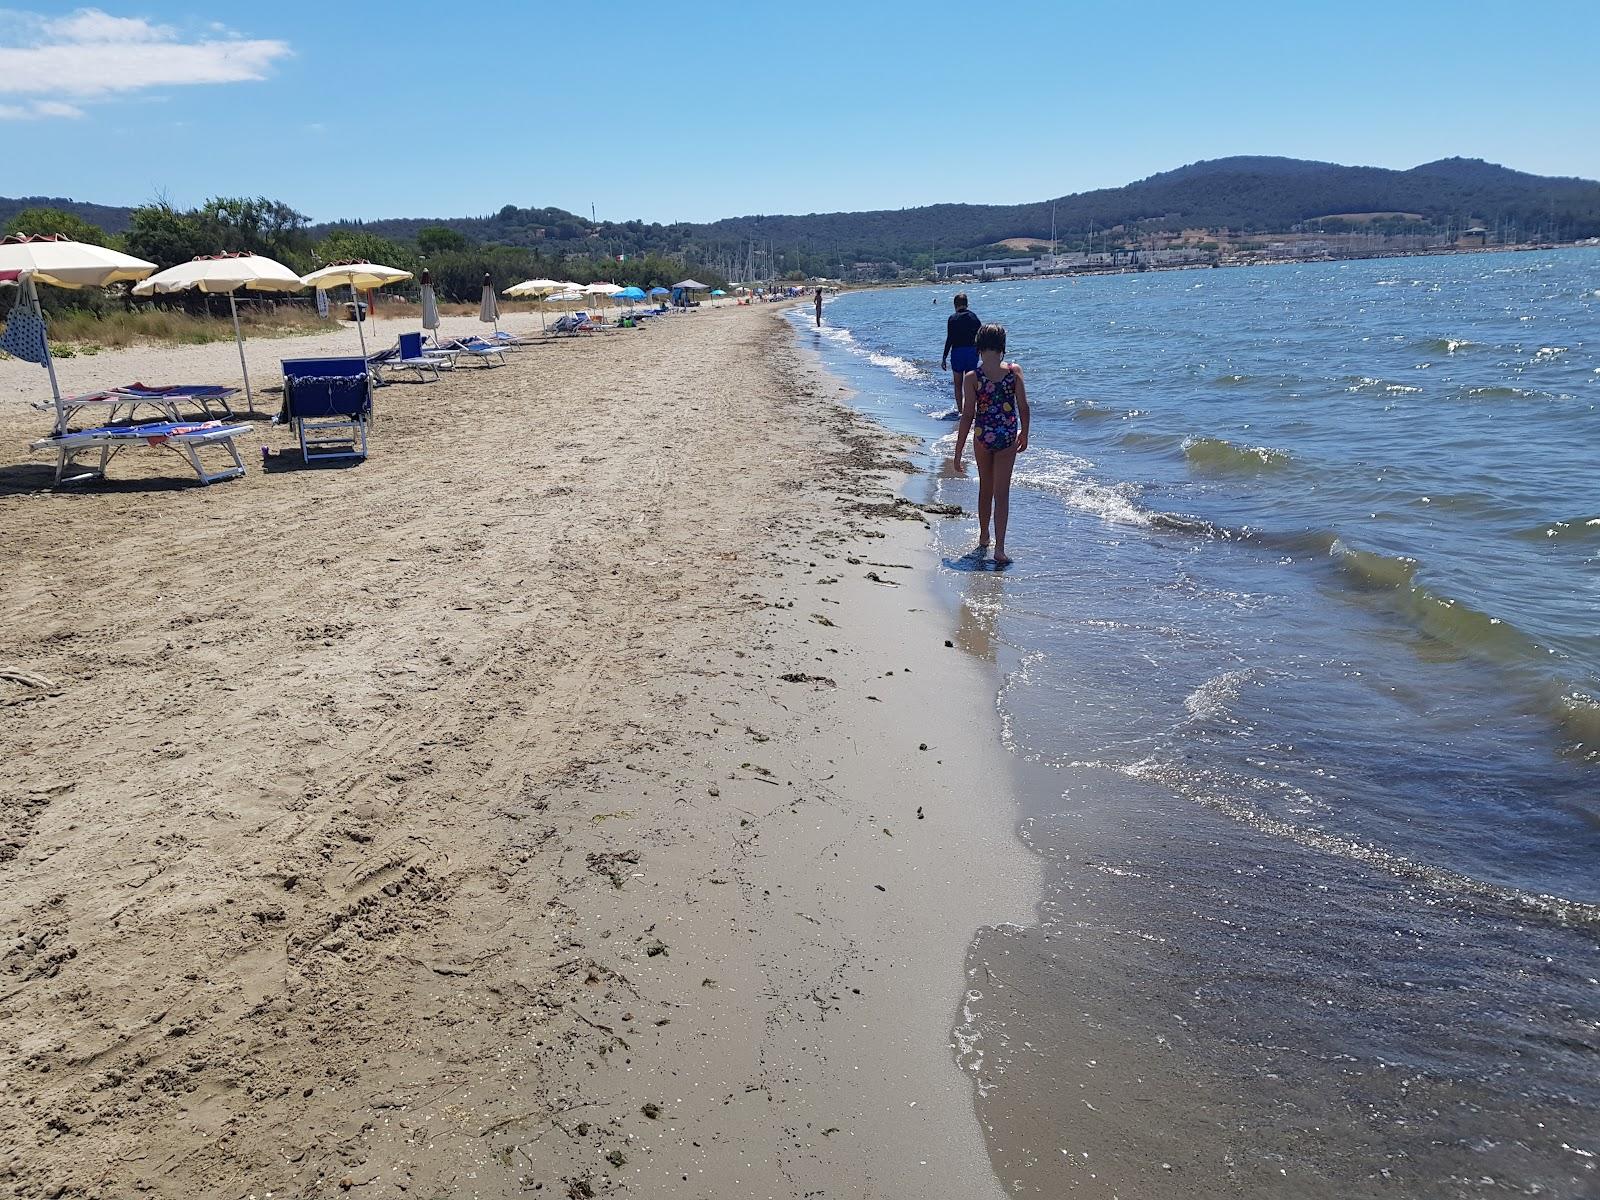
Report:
647,286,669,296
299,260,414,357
504,278,566,328
710,288,726,297
0,234,156,433
133,252,305,414
672,279,709,291
479,273,500,331
419,269,440,336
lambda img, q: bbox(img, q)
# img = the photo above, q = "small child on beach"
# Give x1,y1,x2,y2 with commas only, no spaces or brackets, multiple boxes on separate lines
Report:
952,322,1029,566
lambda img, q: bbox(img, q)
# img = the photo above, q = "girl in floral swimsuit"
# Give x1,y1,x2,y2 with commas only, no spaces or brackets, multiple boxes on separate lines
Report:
952,322,1030,566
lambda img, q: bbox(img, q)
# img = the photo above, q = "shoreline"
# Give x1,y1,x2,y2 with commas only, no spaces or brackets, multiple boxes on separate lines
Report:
0,304,1038,1197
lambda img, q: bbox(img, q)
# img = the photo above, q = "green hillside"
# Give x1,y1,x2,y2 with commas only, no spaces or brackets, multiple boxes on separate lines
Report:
7,156,1598,285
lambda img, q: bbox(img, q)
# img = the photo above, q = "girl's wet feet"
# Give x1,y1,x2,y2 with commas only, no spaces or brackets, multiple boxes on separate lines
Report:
994,551,1012,567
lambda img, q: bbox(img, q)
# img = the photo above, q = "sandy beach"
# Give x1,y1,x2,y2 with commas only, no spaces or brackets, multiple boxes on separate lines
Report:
0,305,1037,1198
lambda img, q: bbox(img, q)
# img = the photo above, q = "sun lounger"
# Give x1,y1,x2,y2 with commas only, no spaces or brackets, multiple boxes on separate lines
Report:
280,356,372,460
377,331,447,382
550,314,597,336
30,383,240,430
30,419,249,486
429,336,506,366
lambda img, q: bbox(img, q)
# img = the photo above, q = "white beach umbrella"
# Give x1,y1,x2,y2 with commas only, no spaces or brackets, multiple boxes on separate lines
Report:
299,260,414,357
672,279,709,291
504,278,564,328
583,281,621,319
0,234,156,432
479,274,500,332
133,252,305,414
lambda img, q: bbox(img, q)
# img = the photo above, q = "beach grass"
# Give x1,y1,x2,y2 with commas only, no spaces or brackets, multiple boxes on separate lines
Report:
16,306,341,357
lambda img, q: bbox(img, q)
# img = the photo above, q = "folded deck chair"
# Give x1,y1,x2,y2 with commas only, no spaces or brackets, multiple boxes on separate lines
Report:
30,419,249,486
378,331,446,381
280,356,372,460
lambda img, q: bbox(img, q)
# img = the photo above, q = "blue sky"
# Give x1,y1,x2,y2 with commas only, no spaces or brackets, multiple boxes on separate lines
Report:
1,1,1593,225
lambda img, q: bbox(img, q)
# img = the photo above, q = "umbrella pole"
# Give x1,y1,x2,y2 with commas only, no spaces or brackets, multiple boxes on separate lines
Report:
228,292,255,415
352,284,368,358
29,278,66,435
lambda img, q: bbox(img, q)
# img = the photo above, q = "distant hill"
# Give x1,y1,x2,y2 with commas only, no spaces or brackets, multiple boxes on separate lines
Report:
7,157,1597,276
0,195,136,235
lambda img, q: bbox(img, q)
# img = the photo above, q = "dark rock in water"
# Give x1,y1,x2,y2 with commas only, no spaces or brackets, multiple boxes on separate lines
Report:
935,409,961,421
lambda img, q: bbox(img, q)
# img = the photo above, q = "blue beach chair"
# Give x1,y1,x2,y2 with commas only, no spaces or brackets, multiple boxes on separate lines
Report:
280,356,372,460
378,331,446,382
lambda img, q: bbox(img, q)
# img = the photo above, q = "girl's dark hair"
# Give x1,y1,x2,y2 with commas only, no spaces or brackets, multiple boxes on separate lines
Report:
975,322,1007,354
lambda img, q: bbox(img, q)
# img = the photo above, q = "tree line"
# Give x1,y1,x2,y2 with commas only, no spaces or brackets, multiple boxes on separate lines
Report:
2,196,727,318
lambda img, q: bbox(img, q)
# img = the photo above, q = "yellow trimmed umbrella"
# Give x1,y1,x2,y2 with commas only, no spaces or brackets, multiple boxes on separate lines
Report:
299,260,414,357
133,252,305,414
0,234,156,433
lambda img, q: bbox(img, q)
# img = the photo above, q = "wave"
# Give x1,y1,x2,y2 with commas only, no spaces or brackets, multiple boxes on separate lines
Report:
1013,447,1218,536
1344,375,1422,396
1110,755,1600,933
1183,667,1259,724
1515,516,1600,543
1183,436,1293,474
1459,385,1547,401
1418,336,1485,355
1327,538,1547,667
1070,403,1120,422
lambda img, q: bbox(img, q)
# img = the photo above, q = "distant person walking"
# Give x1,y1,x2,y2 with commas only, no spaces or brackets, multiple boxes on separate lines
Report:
941,293,982,410
952,322,1029,566
814,288,824,327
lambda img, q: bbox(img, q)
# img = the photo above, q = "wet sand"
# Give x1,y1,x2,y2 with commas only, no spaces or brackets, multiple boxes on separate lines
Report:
0,305,1036,1198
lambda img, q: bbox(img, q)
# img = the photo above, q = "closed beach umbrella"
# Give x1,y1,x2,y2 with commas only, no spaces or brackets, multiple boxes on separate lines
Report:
133,252,305,414
479,273,499,332
419,269,440,339
0,234,156,432
299,260,414,357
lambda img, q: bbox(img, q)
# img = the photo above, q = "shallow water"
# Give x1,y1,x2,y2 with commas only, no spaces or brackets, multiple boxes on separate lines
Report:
790,250,1600,1197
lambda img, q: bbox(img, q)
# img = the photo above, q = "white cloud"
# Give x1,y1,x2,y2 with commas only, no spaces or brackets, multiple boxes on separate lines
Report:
0,99,87,120
0,8,290,111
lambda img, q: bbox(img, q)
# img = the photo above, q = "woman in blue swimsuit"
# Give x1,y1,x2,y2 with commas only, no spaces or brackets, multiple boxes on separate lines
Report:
952,323,1030,566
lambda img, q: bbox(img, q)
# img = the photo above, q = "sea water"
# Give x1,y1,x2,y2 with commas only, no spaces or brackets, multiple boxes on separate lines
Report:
790,250,1600,1197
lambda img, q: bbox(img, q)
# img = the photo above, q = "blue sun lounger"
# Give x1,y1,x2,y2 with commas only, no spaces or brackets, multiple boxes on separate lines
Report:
30,419,249,485
376,331,446,382
280,356,372,460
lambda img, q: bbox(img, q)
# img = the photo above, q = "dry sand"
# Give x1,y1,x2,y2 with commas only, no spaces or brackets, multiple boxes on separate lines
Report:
0,305,1037,1198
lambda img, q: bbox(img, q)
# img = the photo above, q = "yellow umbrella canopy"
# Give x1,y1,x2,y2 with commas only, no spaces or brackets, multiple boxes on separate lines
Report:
0,234,157,430
0,233,155,289
133,253,307,414
298,260,414,355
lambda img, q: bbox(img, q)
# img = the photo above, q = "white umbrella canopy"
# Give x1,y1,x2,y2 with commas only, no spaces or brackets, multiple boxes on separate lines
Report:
0,234,156,431
0,233,155,289
133,252,302,295
132,252,306,415
298,260,414,356
672,279,710,291
504,278,565,296
504,278,565,329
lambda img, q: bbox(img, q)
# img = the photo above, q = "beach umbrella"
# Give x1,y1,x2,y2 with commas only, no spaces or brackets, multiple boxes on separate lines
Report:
505,278,566,329
479,273,500,332
132,252,304,414
648,286,669,297
583,281,621,319
673,279,709,291
711,288,726,298
299,260,414,357
418,269,440,340
0,234,156,433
